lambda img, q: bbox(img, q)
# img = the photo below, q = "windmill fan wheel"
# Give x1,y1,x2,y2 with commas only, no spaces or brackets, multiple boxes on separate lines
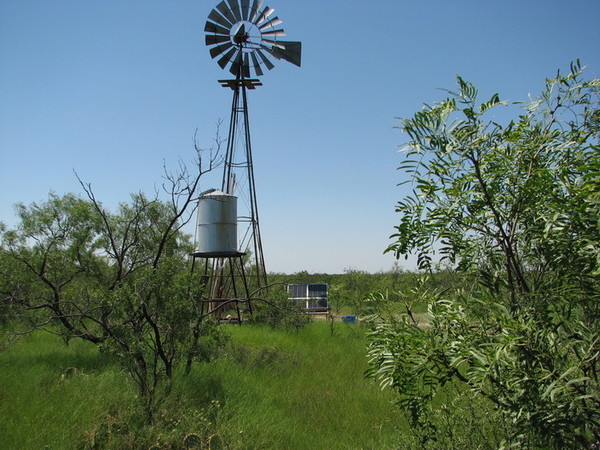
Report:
205,0,302,78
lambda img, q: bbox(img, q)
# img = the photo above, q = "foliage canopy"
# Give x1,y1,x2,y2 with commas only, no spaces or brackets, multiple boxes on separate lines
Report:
0,149,225,418
368,62,600,447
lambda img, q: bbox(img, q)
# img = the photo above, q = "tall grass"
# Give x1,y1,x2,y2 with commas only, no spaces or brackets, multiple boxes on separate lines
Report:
187,322,405,449
0,332,136,449
1,322,405,449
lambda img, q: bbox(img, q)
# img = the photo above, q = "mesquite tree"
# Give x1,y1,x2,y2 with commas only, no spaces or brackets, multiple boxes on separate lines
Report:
368,62,599,447
0,143,225,419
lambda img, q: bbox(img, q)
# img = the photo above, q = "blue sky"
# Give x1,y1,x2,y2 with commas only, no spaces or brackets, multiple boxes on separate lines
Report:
1,1,599,274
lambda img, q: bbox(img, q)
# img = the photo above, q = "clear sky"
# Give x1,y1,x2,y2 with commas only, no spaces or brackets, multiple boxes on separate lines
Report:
1,1,599,274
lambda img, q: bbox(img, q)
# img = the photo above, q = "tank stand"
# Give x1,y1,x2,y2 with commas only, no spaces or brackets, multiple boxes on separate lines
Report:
190,252,252,323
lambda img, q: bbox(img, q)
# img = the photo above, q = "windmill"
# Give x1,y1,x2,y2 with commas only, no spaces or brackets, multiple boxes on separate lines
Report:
193,0,301,320
205,0,302,78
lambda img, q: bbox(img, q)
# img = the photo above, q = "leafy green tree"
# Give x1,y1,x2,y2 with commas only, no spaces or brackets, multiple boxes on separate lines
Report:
1,146,226,419
368,62,599,447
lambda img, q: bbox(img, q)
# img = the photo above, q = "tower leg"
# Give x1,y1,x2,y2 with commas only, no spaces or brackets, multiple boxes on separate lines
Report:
190,253,252,323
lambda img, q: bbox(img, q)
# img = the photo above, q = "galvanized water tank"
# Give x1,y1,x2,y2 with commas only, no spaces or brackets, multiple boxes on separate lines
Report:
195,191,238,255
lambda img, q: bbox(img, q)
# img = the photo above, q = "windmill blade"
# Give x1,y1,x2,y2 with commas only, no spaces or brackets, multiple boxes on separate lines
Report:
253,6,274,27
266,41,302,67
258,16,282,31
216,1,237,25
249,0,263,22
208,9,232,29
255,48,275,71
250,52,264,77
226,0,243,21
260,29,285,38
218,47,238,69
261,38,285,50
205,21,230,36
210,41,234,59
240,0,251,20
206,34,231,46
260,43,278,58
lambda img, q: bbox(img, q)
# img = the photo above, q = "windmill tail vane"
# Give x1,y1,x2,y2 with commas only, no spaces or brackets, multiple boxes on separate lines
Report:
205,0,301,78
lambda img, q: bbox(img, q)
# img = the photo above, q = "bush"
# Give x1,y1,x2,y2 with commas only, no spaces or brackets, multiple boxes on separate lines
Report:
369,62,600,447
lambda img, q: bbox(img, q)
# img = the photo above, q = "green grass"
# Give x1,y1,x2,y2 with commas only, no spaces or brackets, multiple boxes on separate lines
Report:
0,322,405,449
189,322,404,448
0,332,136,449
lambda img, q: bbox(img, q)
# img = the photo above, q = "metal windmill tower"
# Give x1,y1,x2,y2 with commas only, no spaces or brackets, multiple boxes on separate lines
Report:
204,0,301,289
192,0,301,320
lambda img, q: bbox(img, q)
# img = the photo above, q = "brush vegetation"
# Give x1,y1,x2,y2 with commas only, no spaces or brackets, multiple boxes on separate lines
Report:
0,322,406,449
1,63,598,449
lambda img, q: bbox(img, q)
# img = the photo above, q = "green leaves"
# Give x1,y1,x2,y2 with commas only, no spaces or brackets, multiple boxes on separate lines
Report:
1,189,214,415
376,64,600,447
480,93,504,113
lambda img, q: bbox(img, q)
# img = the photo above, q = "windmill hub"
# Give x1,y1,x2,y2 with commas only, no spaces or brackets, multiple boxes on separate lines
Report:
232,23,254,46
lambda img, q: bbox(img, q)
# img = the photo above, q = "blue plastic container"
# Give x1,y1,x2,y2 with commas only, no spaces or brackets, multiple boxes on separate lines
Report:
341,315,356,324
